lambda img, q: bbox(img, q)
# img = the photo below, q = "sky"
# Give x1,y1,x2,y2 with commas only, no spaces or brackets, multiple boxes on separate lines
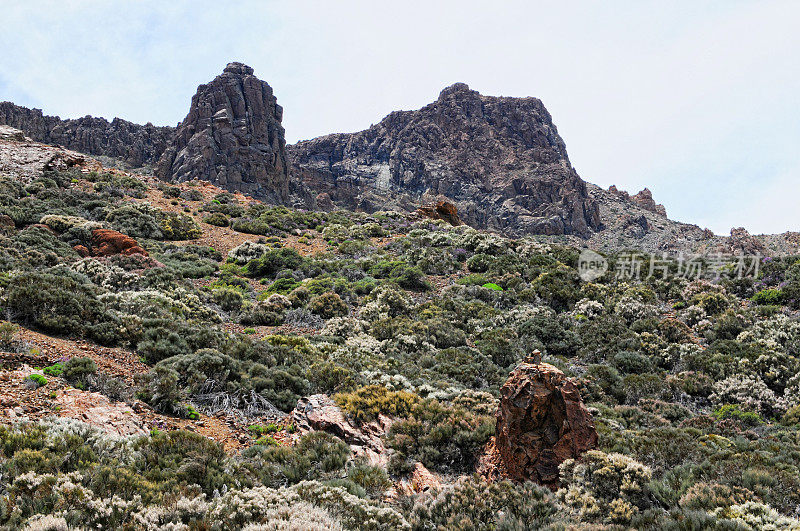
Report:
1,0,798,235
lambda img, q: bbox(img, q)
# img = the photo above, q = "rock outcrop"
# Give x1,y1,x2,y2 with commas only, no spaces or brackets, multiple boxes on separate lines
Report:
0,125,89,182
0,102,173,167
414,200,462,226
56,388,148,437
289,83,601,237
608,185,667,217
493,356,598,489
156,63,289,203
292,394,392,467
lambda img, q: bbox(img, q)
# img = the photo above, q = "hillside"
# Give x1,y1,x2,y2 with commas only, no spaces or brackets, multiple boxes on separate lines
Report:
0,126,799,528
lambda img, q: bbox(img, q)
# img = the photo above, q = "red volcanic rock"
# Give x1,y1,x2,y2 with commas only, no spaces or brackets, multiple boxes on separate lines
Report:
416,200,462,226
90,228,148,257
494,355,597,489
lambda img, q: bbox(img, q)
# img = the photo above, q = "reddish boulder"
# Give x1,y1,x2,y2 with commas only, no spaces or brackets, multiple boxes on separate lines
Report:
73,245,90,257
90,228,148,257
494,355,597,489
416,200,462,226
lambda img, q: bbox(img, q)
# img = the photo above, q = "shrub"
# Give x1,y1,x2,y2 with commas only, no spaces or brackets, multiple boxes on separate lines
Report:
388,399,494,474
106,204,163,239
246,248,303,279
212,286,244,312
136,325,191,365
308,291,348,319
409,476,555,529
466,253,492,272
204,212,229,227
335,385,420,422
753,288,784,305
558,450,653,525
0,321,18,348
457,274,488,286
713,404,763,427
159,212,202,240
241,431,350,487
3,271,117,344
42,363,63,377
24,374,47,389
62,357,97,385
135,365,182,414
612,351,652,375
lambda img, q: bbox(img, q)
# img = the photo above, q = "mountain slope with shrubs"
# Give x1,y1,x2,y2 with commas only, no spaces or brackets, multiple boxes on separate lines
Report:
0,135,799,528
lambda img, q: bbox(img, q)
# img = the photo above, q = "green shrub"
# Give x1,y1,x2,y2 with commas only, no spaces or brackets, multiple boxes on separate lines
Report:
212,286,244,312
714,404,763,427
42,363,63,377
335,385,420,422
246,248,304,279
753,288,784,305
0,321,18,348
106,204,163,239
410,476,555,529
204,212,229,227
159,212,202,240
308,291,348,319
466,253,492,272
241,431,350,487
62,357,97,384
3,271,118,345
612,351,653,375
24,374,47,388
388,398,494,474
457,274,488,286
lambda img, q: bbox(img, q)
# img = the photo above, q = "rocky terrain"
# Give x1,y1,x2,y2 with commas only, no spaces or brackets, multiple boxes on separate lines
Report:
0,124,799,528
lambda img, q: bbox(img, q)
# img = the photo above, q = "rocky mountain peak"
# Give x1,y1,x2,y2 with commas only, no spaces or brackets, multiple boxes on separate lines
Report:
223,61,255,75
437,82,472,99
156,62,289,203
289,85,600,237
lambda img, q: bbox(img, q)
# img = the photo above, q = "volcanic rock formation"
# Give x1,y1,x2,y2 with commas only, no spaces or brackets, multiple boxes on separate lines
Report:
156,62,289,203
0,102,173,167
609,186,667,217
494,355,598,488
289,82,601,237
415,200,462,226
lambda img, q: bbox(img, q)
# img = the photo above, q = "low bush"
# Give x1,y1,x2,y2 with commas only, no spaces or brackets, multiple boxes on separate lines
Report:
335,385,420,422
307,291,349,319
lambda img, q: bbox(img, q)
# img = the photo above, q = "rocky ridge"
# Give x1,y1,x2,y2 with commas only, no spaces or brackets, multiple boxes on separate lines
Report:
0,102,173,167
289,82,602,238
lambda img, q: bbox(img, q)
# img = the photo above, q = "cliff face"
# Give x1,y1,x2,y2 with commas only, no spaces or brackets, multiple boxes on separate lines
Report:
288,83,601,237
0,101,173,167
155,63,289,204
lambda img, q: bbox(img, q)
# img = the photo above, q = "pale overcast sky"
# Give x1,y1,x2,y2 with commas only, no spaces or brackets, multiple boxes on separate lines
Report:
1,1,798,235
